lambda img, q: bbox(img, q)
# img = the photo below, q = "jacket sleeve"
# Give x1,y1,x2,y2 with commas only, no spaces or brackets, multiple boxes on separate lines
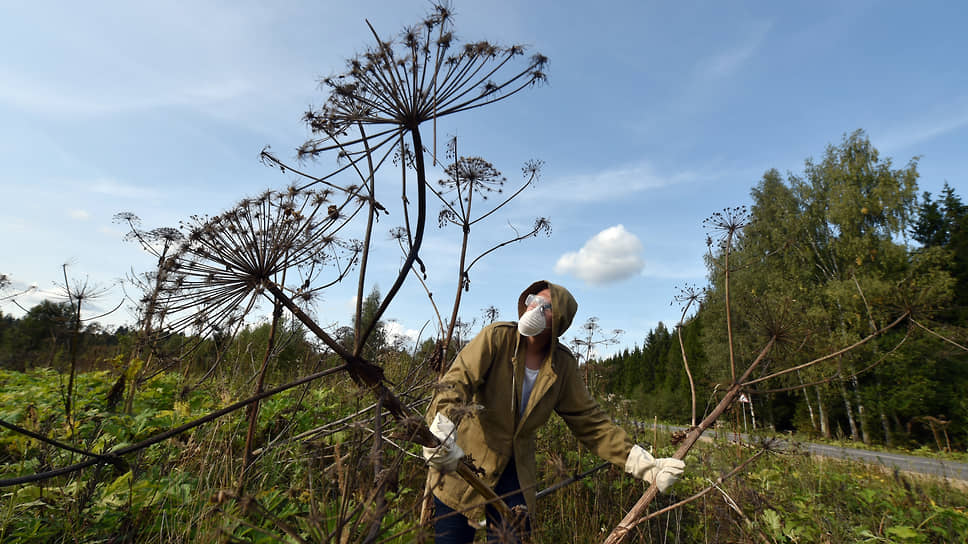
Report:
554,351,633,466
427,324,501,424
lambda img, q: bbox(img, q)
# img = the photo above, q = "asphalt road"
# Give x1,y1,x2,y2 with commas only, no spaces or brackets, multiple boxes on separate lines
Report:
630,422,968,483
797,440,968,482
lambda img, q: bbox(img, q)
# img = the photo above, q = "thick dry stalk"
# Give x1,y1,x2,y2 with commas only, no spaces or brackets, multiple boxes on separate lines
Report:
602,337,776,544
0,418,127,470
606,309,911,542
912,318,968,351
752,327,910,394
724,238,736,382
357,127,429,351
535,461,610,500
743,311,909,386
624,449,766,529
264,282,511,518
676,299,698,426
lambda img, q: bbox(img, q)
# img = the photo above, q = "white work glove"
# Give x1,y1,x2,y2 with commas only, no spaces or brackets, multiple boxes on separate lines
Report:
421,413,465,473
625,445,685,493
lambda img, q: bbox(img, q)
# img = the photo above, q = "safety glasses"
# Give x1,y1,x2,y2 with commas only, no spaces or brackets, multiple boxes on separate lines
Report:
524,294,552,313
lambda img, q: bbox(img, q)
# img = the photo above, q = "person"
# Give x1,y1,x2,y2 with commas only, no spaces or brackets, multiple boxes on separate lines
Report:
423,280,686,543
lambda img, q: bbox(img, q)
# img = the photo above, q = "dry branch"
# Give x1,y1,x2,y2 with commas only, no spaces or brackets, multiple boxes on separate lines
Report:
602,337,776,544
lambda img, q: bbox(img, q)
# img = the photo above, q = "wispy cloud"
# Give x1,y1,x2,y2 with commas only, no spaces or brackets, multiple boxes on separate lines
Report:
90,179,161,199
0,217,28,232
555,225,645,285
879,101,968,153
0,68,255,117
538,161,697,203
68,209,90,220
696,21,772,80
0,3,292,119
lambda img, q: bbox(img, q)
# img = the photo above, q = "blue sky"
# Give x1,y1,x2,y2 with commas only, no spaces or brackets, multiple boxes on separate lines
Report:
1,1,965,357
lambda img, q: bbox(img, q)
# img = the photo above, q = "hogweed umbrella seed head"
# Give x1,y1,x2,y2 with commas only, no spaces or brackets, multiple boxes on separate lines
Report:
534,217,552,237
284,3,548,185
522,159,544,178
157,188,361,339
673,284,704,308
439,156,504,199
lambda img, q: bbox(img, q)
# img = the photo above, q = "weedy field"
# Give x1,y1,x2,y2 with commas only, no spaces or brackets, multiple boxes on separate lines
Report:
2,368,966,543
3,3,968,543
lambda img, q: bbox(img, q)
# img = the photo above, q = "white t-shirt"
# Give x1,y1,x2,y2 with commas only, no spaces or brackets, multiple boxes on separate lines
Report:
520,366,539,416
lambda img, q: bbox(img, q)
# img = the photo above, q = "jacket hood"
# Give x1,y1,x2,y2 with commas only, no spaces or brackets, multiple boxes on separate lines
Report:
517,280,577,338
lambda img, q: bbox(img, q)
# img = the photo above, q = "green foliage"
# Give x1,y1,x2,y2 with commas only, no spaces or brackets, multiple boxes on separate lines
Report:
349,285,389,362
0,300,126,375
0,368,431,543
603,317,709,423
913,183,968,323
603,131,968,450
2,355,967,543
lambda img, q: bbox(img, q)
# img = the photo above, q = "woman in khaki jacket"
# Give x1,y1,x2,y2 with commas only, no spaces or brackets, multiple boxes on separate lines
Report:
423,280,685,543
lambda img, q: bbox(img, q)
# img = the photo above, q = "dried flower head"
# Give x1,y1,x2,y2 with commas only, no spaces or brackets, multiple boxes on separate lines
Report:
702,206,751,250
265,2,547,191
438,156,506,203
673,284,705,309
157,188,360,338
750,295,802,347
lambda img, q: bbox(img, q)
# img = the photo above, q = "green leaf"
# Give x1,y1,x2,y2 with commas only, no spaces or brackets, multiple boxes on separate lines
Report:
886,525,919,540
761,509,783,537
103,470,133,496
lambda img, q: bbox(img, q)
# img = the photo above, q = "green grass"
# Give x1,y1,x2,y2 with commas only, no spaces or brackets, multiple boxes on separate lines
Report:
1,368,966,543
533,416,968,543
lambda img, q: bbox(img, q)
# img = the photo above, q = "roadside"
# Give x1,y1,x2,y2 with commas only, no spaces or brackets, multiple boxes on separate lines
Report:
629,421,968,485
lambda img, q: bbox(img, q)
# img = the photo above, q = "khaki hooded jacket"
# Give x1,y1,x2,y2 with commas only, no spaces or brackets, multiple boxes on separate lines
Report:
426,280,633,520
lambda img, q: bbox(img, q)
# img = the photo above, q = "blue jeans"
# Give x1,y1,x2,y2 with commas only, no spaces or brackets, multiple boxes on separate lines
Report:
434,459,532,543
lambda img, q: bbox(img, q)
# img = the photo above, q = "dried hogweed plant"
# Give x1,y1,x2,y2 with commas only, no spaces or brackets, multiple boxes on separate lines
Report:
157,187,360,357
704,205,751,382
111,212,185,412
0,273,36,303
55,263,121,420
672,285,704,427
177,3,545,525
260,3,547,360
429,139,550,370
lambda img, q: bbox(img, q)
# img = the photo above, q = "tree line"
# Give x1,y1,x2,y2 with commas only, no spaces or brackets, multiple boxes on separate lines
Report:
0,288,404,385
601,130,967,451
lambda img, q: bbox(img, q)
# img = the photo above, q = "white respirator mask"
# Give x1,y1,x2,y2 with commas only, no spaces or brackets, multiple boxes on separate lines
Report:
518,294,551,337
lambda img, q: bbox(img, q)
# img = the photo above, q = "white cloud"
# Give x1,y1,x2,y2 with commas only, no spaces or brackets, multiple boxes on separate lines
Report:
382,320,419,345
68,209,90,220
555,225,645,285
